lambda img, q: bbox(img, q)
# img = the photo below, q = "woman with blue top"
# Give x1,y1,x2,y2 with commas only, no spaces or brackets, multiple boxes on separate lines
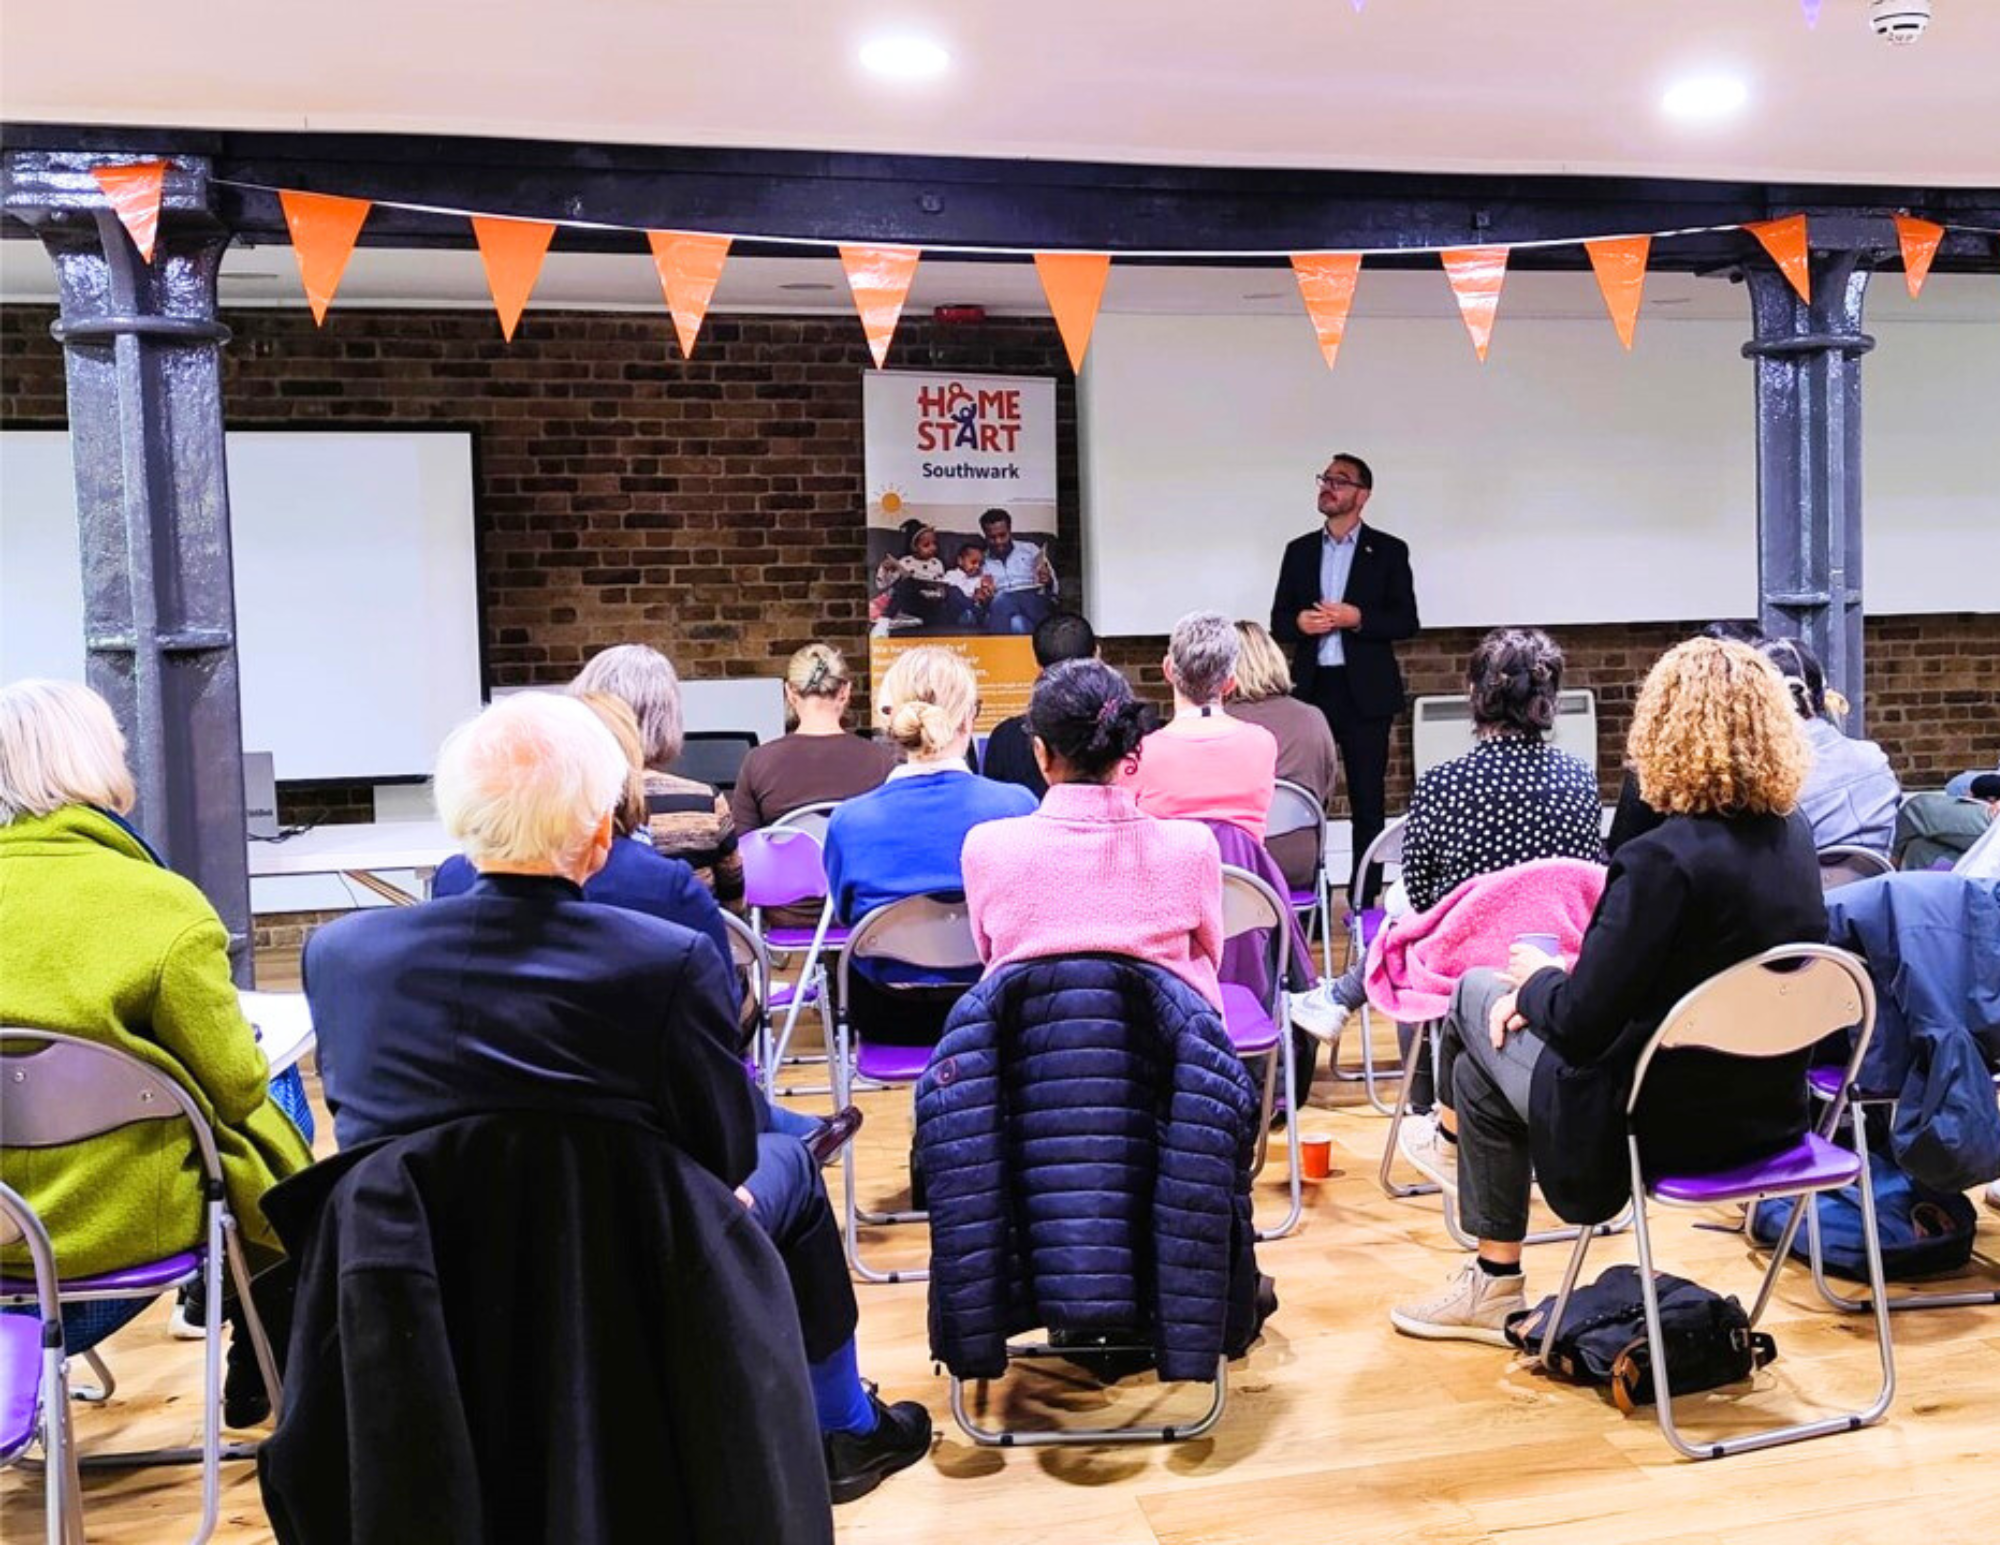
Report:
823,646,1036,1045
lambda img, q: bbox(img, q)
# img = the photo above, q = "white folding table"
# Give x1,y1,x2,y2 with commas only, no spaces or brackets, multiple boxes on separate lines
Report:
247,819,458,907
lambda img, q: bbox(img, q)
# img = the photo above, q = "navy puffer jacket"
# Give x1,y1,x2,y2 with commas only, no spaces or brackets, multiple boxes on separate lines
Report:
916,956,1265,1382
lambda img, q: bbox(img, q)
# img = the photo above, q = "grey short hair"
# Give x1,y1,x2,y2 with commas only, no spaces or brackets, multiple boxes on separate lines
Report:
1168,611,1239,706
0,679,136,823
573,645,684,770
434,693,627,872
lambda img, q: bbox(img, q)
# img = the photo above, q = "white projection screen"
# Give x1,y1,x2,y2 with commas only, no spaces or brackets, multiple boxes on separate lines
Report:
1080,274,2000,636
1,429,483,781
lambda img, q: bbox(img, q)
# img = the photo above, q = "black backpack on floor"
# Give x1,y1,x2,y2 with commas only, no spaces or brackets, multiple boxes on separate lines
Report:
1504,1264,1777,1412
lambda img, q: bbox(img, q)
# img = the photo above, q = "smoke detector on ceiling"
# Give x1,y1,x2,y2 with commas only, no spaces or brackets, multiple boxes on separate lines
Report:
1868,0,1931,45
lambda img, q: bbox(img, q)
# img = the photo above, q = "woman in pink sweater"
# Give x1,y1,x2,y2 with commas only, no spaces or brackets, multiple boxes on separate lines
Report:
962,660,1225,1010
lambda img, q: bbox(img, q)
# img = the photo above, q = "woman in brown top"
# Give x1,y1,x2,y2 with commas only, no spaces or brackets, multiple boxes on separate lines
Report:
573,644,747,914
730,644,899,835
1228,619,1339,892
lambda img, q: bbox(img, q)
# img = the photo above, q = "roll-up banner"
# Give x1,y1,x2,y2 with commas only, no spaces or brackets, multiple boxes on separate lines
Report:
863,372,1060,730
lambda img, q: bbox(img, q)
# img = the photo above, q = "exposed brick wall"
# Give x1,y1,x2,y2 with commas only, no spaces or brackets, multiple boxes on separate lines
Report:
4,302,1994,835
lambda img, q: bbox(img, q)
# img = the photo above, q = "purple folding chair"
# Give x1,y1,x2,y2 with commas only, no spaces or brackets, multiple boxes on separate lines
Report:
833,894,982,1284
1267,779,1334,980
1,1182,81,1545
1530,946,1896,1460
1217,865,1303,1241
0,1030,285,1545
739,805,847,1100
1342,815,1408,1114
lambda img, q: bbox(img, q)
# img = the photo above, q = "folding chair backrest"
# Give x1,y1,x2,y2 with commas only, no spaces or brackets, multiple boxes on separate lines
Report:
0,1182,61,1319
842,894,983,976
718,909,771,990
1629,946,1875,1114
739,827,830,911
1817,845,1894,890
769,801,840,845
1265,779,1324,848
1357,815,1407,877
0,1029,216,1172
1219,864,1285,941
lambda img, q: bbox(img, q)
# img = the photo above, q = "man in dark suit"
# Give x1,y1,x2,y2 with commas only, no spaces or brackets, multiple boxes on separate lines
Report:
304,691,931,1503
1269,452,1420,897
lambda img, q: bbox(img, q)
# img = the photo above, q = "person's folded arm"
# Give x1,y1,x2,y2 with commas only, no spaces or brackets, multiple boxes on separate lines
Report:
1348,555,1419,643
151,915,270,1126
1515,845,1685,1065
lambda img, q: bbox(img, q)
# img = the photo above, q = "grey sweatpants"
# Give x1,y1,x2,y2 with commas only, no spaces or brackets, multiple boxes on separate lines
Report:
1436,968,1547,1244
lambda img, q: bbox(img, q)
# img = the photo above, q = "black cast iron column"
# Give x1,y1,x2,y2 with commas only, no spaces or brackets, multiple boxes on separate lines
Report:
2,151,253,982
1742,244,1875,728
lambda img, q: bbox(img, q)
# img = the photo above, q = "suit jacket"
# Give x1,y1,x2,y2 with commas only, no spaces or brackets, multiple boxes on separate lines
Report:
302,872,758,1188
1269,523,1419,718
1517,811,1828,1224
258,1113,832,1545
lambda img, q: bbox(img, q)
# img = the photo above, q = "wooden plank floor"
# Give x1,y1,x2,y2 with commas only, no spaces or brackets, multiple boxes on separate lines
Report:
8,945,2000,1544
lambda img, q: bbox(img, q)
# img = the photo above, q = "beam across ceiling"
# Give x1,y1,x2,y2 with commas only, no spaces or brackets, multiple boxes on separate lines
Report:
3,123,1998,273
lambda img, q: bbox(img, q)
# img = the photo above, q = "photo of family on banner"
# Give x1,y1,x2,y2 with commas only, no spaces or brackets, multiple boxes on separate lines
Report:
864,372,1059,728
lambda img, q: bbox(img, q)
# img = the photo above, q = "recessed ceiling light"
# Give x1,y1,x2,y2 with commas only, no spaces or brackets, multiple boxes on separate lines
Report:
860,36,951,80
1661,74,1748,121
778,281,837,292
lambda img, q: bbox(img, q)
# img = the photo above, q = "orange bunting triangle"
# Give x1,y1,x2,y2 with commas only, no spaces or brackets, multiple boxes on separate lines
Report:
471,216,556,342
1892,215,1944,300
646,231,733,360
1744,216,1811,304
1034,252,1112,373
1440,247,1508,362
1290,253,1363,369
91,162,168,264
279,190,371,325
1584,235,1651,351
839,245,921,369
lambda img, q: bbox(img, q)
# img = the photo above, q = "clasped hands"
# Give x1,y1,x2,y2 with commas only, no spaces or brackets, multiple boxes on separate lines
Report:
1298,600,1361,636
1486,941,1566,1050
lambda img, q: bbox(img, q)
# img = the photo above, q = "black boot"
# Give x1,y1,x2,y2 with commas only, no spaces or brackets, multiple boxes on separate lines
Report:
824,1388,932,1504
223,1313,272,1428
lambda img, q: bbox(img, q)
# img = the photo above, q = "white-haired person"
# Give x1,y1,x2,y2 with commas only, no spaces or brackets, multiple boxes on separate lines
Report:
303,692,931,1502
574,643,746,913
1121,610,1279,840
0,679,312,1426
823,646,1036,1045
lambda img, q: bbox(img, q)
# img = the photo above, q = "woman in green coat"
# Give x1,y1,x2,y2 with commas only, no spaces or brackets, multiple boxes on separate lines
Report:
0,679,312,1415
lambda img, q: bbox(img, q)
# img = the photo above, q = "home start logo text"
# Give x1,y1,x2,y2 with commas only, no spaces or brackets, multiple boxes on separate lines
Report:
913,381,1025,455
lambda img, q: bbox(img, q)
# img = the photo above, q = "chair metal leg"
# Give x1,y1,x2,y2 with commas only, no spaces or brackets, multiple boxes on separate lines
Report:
948,1352,1228,1447
1254,1026,1304,1242
834,1014,928,1285
1533,1220,1599,1368
1378,1022,1440,1201
222,1223,283,1420
70,1348,115,1403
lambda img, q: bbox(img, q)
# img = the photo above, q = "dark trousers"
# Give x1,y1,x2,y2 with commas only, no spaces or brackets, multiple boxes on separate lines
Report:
1436,969,1547,1245
744,1109,860,1362
1307,669,1394,898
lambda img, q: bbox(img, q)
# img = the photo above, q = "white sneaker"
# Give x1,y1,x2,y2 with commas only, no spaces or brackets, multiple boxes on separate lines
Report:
1290,984,1351,1044
1397,1111,1459,1194
167,1299,206,1340
1389,1263,1526,1347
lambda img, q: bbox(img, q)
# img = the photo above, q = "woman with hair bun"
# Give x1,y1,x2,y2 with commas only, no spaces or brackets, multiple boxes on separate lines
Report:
731,644,898,836
962,659,1227,1011
823,647,1036,1043
1756,635,1900,854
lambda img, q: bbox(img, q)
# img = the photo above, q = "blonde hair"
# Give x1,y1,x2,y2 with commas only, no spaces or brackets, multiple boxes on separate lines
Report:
573,644,683,770
786,644,851,702
434,693,626,872
0,679,137,822
574,692,649,838
1628,639,1809,817
1229,620,1294,702
877,646,979,761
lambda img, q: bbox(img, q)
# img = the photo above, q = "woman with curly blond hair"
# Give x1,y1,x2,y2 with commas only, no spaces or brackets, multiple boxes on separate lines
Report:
1392,638,1826,1346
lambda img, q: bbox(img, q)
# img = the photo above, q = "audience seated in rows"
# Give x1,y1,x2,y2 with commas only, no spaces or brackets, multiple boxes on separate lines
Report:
1758,636,1901,854
301,692,931,1502
963,659,1226,1011
575,643,746,912
1294,628,1603,1066
1122,610,1277,841
1226,619,1340,896
0,679,311,1423
1896,775,2000,871
730,644,898,835
980,611,1099,798
822,647,1036,1046
1391,638,1827,1344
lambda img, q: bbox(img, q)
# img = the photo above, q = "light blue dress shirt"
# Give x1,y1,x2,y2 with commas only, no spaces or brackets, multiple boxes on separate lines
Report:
982,538,1055,596
1316,524,1361,667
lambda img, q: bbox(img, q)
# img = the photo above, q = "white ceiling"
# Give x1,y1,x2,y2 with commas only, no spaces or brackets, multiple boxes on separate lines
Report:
4,1,1999,187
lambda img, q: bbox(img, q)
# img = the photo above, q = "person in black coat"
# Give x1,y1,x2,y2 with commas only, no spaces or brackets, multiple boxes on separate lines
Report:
1389,638,1827,1346
1268,452,1419,895
303,692,931,1504
980,610,1098,799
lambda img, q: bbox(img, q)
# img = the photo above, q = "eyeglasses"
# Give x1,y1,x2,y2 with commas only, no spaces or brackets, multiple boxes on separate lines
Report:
1316,474,1364,493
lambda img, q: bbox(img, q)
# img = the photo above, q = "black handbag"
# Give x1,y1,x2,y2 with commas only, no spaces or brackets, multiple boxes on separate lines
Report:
1505,1265,1778,1411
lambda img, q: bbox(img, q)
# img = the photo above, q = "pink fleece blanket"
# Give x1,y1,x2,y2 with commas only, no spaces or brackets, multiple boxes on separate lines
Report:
1363,858,1607,1022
